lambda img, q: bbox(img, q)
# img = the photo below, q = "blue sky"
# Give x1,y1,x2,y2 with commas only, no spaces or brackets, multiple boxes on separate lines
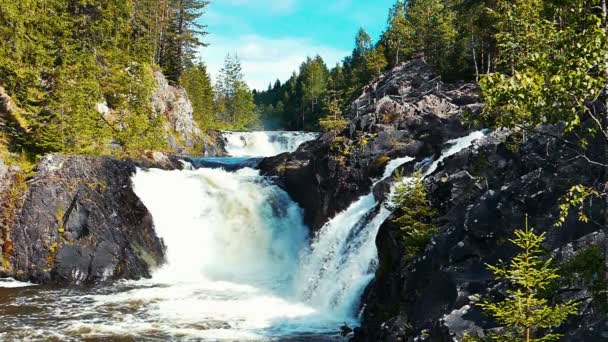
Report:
199,0,395,90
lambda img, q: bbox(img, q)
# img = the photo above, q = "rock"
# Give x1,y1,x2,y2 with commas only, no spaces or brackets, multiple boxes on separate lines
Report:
260,58,477,232
258,58,606,341
355,123,607,341
151,70,204,154
5,155,166,284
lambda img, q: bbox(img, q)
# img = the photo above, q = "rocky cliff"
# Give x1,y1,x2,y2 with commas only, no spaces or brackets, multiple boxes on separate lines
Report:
358,127,607,341
150,69,233,157
260,59,479,231
262,59,607,341
0,68,207,285
0,155,172,284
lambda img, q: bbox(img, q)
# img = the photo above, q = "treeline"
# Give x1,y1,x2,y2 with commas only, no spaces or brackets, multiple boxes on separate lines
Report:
255,0,498,131
0,0,214,158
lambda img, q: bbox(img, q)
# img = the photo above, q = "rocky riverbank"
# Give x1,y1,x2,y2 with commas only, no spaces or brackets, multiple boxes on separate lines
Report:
0,155,186,284
260,59,479,231
261,59,607,341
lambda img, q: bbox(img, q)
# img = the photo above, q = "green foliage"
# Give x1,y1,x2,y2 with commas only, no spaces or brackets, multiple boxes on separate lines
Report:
479,0,607,139
408,0,458,75
0,0,209,158
393,172,438,261
180,61,216,130
479,217,579,341
382,0,415,66
1,170,28,271
214,54,259,130
319,92,348,132
157,0,209,83
556,185,600,227
559,246,608,313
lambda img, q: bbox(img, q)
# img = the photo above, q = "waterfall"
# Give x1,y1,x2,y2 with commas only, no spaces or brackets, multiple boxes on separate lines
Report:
295,131,486,319
132,167,308,284
222,131,318,157
0,131,485,340
126,166,346,339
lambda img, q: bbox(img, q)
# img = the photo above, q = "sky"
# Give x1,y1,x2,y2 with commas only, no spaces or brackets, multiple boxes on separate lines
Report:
198,0,396,91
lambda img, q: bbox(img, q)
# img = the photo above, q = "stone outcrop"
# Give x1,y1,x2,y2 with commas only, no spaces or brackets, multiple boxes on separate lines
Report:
151,70,204,155
260,58,479,231
261,58,606,340
356,126,607,341
1,155,168,284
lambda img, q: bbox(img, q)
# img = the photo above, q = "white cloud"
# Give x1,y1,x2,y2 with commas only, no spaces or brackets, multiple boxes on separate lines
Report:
199,34,348,91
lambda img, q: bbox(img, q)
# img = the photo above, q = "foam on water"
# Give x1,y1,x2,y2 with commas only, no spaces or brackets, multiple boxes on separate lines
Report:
0,131,485,340
222,131,318,157
0,278,35,288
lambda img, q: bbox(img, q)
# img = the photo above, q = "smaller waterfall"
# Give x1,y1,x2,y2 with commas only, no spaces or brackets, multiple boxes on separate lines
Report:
296,131,486,320
222,131,318,157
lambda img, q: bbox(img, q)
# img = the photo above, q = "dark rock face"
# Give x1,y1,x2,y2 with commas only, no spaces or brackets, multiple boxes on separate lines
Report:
259,59,480,232
5,155,166,284
357,128,608,341
260,58,605,340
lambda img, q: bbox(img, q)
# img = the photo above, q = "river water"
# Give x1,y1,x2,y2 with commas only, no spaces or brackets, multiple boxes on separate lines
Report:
0,131,485,341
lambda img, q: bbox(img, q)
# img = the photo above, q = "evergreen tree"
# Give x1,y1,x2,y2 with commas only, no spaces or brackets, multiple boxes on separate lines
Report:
408,0,458,74
299,56,330,129
180,61,215,130
393,172,438,261
479,217,579,341
383,0,414,67
215,54,258,129
159,0,209,83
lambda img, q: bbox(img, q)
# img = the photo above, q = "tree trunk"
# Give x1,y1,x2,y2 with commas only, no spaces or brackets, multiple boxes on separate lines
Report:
396,45,400,66
472,35,479,82
601,0,608,285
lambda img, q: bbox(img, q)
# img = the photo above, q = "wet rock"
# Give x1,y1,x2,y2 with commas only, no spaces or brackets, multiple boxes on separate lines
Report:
260,59,476,232
356,124,607,341
5,155,166,285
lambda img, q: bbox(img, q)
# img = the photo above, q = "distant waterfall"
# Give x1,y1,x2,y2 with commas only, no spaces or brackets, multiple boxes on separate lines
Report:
222,131,318,157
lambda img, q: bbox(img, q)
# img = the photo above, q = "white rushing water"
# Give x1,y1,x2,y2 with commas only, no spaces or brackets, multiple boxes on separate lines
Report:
222,131,318,157
0,278,35,288
294,131,486,319
0,131,485,340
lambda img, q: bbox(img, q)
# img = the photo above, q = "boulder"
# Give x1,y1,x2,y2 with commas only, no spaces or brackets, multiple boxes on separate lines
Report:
4,155,167,284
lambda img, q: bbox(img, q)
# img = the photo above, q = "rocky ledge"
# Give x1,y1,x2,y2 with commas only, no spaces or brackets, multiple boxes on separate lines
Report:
259,58,479,231
261,58,607,341
357,126,607,341
0,154,181,284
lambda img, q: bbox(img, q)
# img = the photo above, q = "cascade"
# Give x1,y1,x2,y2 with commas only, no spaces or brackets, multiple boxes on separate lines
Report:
222,131,318,157
0,131,485,340
295,131,486,319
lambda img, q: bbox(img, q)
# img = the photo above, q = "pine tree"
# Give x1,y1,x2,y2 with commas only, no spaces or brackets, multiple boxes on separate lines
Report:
383,0,415,67
319,91,347,132
393,172,438,261
215,54,258,129
180,61,216,130
160,0,209,83
408,0,457,74
479,216,579,342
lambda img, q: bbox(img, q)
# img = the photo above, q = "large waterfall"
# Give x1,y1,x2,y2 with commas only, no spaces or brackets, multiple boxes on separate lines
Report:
0,131,485,340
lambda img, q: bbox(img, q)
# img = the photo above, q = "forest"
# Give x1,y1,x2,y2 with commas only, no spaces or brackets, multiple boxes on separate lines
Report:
0,0,257,163
0,1,606,341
